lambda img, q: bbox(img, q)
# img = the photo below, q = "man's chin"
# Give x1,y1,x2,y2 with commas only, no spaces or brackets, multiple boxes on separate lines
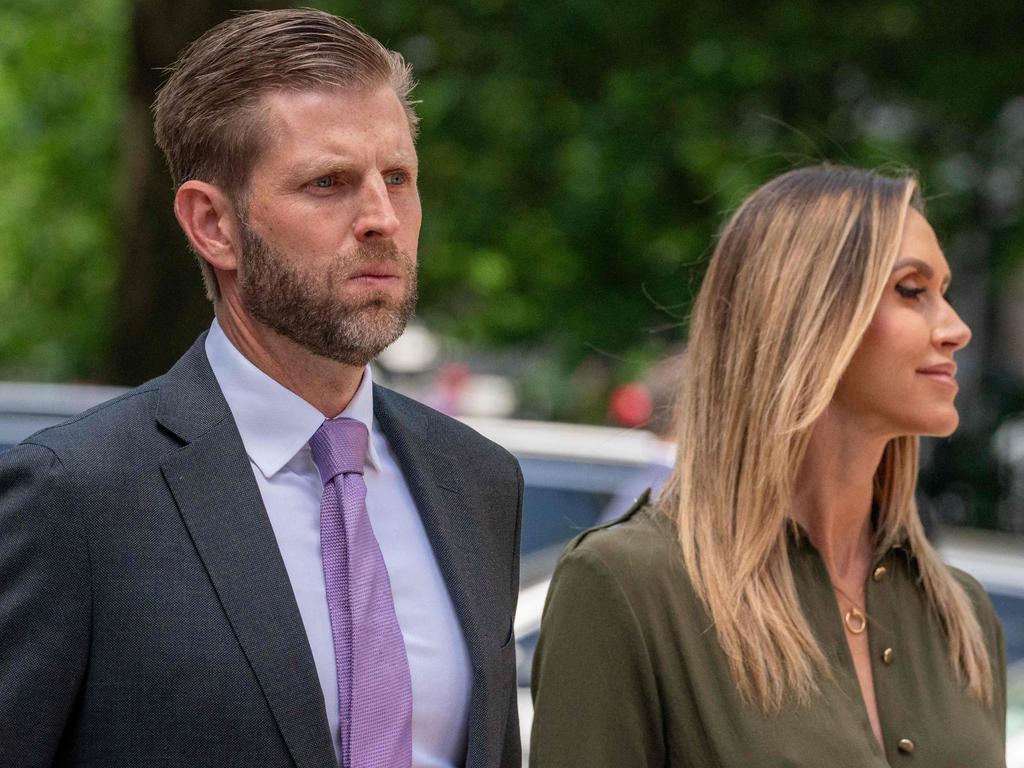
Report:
308,315,410,367
241,286,415,366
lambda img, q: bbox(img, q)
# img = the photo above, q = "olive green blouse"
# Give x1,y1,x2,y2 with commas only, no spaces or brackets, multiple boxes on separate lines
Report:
530,494,1007,767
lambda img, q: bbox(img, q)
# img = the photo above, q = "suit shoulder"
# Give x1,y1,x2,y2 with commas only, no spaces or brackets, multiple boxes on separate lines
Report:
374,385,518,467
21,379,164,459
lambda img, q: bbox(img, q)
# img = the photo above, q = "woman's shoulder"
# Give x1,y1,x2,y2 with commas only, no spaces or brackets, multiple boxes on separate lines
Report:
944,564,995,614
564,489,676,554
945,564,1002,641
553,490,695,603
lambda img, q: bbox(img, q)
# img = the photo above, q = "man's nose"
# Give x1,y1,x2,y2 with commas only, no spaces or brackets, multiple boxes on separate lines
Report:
353,176,400,241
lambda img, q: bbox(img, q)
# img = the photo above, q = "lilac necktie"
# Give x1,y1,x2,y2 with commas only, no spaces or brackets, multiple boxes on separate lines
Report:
309,418,413,768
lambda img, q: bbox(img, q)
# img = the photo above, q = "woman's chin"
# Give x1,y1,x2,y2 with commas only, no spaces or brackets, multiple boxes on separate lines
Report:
923,409,960,438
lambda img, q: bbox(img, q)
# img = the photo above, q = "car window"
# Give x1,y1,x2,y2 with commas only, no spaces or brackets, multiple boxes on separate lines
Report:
518,457,644,557
991,592,1024,667
521,485,612,556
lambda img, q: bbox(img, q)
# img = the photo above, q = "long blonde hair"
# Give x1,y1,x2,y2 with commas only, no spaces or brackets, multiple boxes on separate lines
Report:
662,164,993,711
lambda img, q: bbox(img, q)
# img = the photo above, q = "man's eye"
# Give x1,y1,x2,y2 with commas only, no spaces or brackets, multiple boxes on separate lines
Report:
896,284,926,299
385,171,407,185
311,177,334,189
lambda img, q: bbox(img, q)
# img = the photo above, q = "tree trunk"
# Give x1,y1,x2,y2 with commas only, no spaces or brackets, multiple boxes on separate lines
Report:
108,0,279,384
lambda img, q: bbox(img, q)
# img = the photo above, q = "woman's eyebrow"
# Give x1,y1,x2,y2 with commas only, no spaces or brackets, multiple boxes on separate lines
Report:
892,257,951,289
892,257,933,278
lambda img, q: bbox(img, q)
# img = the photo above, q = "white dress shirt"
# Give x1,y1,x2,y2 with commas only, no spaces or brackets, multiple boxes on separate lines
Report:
205,320,472,768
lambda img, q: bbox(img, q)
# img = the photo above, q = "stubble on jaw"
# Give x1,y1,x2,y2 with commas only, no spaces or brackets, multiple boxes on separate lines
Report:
236,219,418,367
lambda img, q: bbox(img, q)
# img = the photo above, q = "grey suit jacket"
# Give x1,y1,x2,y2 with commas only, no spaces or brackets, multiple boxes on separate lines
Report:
0,335,523,768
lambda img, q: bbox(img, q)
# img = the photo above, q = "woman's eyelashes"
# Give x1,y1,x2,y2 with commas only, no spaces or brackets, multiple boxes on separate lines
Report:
895,281,955,306
896,283,926,300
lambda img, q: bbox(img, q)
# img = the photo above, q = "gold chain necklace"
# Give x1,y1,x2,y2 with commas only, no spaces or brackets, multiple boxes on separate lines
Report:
833,583,867,635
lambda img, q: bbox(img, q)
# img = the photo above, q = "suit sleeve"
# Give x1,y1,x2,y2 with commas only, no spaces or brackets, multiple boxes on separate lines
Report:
529,545,663,767
500,457,525,767
0,443,91,767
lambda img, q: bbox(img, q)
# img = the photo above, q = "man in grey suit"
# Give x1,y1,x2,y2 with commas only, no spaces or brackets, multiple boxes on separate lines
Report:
0,9,522,768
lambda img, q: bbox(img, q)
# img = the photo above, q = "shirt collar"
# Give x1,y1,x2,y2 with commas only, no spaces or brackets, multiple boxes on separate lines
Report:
204,319,381,478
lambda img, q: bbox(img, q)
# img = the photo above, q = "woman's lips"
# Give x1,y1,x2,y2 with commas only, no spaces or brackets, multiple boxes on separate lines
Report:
917,363,957,388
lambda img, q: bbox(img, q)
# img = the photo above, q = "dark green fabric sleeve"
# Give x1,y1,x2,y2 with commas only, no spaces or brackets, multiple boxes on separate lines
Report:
982,582,1008,744
951,565,1009,742
530,545,664,767
994,611,1007,743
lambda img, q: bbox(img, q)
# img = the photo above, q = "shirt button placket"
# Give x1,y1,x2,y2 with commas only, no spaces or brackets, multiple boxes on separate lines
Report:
875,556,914,760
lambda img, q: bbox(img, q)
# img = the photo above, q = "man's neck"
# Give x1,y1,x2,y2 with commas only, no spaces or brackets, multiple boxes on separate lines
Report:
214,301,364,419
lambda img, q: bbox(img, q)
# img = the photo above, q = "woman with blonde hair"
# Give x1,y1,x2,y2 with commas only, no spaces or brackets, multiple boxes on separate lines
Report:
530,165,1006,766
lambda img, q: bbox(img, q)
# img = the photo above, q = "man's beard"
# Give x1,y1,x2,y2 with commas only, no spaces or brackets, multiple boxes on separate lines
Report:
236,220,418,367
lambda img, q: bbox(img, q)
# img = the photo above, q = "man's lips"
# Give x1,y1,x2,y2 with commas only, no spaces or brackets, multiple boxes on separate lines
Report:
916,362,957,387
346,262,402,284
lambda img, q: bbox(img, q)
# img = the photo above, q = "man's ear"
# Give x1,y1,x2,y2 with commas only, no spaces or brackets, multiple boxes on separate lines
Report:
173,181,243,274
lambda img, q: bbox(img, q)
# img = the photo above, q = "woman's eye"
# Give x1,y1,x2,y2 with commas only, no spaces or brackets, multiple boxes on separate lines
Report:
896,284,926,299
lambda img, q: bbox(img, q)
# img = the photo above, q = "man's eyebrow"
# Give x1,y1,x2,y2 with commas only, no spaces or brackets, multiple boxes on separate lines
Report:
289,157,356,177
892,257,951,288
289,153,418,177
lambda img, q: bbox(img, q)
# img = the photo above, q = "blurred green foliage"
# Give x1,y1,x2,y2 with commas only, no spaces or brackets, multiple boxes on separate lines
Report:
1,1,1023,439
314,0,1023,419
0,0,126,380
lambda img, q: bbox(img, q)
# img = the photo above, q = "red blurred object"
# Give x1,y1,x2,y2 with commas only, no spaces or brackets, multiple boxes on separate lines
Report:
609,382,653,428
426,363,472,416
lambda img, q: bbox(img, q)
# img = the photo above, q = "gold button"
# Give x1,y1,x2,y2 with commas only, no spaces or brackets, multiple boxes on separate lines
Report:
898,738,915,753
882,647,895,665
872,566,887,582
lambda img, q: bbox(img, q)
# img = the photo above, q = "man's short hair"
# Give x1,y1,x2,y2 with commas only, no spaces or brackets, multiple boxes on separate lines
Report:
152,8,418,299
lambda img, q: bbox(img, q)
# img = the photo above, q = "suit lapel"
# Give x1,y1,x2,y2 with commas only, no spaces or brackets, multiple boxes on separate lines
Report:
373,387,500,766
157,337,337,768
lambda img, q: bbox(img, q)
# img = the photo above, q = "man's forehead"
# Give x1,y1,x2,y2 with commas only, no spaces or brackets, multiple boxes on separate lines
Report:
253,84,416,165
258,84,406,124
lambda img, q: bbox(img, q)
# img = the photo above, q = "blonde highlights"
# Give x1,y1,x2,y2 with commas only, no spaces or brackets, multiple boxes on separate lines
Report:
662,165,993,710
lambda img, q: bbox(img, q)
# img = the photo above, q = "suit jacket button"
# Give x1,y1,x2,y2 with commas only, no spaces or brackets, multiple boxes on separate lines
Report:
897,738,914,753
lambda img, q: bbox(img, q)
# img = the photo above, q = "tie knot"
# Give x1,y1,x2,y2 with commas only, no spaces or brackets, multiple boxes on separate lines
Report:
309,418,368,484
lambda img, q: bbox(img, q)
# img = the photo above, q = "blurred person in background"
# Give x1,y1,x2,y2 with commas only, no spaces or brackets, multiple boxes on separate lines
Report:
0,9,522,768
530,165,1005,766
